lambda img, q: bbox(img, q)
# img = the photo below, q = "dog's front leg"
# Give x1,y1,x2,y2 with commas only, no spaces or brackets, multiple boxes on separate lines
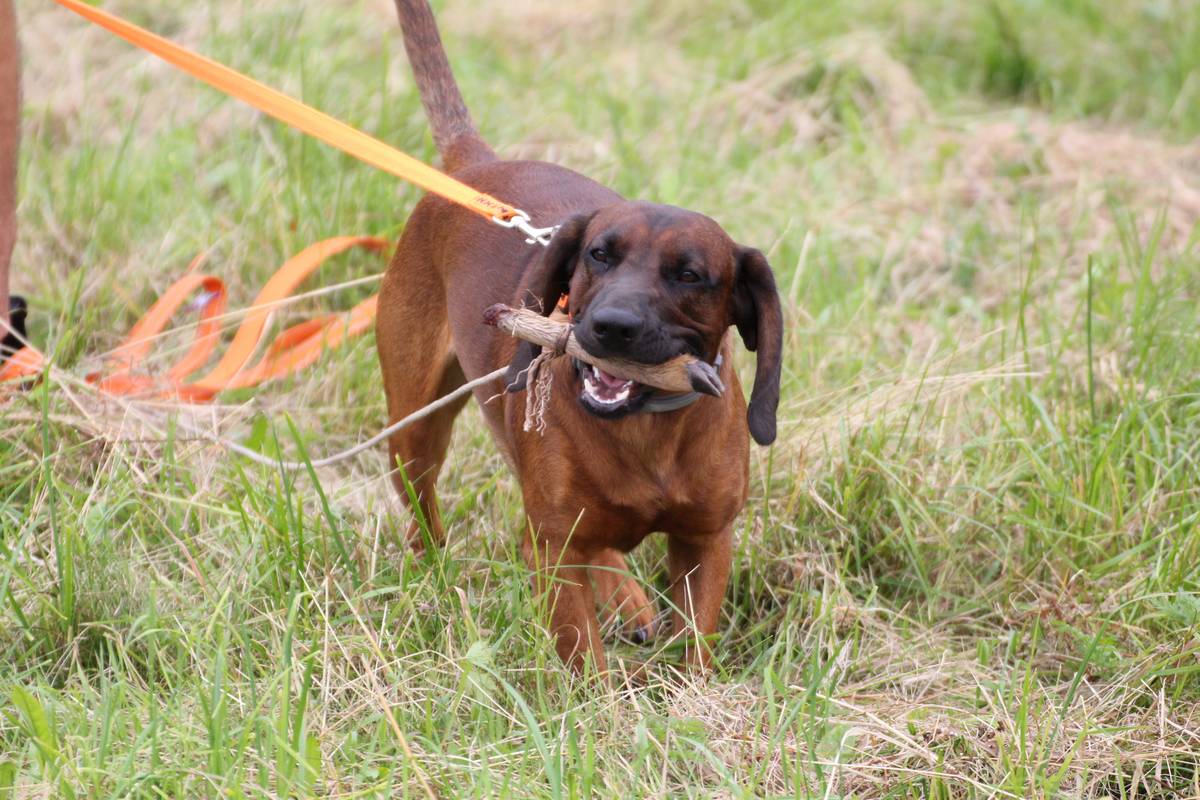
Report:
667,527,733,670
591,548,657,644
522,534,605,674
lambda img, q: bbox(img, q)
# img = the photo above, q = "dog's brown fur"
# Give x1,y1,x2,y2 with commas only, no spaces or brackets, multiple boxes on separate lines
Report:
0,0,19,337
379,0,783,672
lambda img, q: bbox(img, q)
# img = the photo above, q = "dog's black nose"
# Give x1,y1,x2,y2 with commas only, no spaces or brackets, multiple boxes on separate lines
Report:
589,307,643,348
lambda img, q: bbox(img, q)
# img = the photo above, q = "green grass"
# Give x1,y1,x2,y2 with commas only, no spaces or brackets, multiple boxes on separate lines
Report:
3,0,1200,796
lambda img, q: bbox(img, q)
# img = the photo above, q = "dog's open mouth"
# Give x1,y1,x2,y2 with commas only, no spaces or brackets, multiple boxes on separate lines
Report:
579,363,649,417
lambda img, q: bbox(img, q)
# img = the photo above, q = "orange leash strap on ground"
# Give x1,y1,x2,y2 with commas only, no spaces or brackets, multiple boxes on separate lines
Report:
50,0,520,225
1,236,387,399
0,344,41,384
226,294,379,392
96,254,221,376
180,236,386,399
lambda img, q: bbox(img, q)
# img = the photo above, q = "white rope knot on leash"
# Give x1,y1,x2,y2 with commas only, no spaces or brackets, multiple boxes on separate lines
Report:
521,322,573,434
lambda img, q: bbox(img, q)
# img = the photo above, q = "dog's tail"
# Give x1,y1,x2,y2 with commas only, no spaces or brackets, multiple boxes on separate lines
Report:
393,0,495,172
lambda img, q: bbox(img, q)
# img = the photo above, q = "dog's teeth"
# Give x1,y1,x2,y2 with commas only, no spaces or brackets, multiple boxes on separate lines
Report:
582,366,634,407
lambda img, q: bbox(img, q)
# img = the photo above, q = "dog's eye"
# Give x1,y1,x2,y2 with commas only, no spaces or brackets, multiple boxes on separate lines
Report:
678,269,702,284
589,248,609,264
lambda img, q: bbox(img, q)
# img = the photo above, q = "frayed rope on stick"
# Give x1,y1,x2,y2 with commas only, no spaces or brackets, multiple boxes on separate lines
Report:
521,349,555,433
517,319,575,432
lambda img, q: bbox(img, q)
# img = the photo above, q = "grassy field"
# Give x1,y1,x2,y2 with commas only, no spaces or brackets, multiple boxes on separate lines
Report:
3,0,1200,796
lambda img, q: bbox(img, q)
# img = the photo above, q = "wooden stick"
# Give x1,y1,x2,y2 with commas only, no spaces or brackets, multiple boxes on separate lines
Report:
483,304,724,396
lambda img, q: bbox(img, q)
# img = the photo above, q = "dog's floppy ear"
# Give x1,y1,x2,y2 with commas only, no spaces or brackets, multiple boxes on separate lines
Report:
731,247,784,445
504,211,595,391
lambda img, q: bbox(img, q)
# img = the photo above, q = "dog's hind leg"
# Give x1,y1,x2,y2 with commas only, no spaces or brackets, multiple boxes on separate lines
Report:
377,238,469,549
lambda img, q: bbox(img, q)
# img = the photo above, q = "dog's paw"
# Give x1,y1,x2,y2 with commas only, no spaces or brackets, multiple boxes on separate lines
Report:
628,623,654,645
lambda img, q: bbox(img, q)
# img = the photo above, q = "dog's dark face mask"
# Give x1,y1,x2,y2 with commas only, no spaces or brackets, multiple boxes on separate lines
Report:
507,201,783,445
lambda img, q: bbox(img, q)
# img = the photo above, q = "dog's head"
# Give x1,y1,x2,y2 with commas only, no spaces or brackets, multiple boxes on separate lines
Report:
507,201,783,445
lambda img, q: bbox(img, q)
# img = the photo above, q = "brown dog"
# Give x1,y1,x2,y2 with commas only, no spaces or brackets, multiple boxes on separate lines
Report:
378,0,783,673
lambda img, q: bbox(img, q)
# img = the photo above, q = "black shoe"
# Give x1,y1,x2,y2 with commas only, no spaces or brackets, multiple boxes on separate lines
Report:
1,295,27,360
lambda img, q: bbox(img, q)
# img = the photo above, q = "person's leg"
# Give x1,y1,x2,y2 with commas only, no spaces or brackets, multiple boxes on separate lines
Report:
0,0,20,348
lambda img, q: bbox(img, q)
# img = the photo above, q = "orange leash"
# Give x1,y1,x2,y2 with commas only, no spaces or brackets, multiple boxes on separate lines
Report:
50,0,517,224
2,236,387,398
49,0,560,245
3,2,561,397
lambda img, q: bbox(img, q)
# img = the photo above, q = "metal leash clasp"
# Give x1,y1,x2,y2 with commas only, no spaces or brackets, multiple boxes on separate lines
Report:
492,209,559,247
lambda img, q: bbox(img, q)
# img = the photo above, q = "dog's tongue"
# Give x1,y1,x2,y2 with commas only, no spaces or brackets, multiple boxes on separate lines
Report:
596,368,631,389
